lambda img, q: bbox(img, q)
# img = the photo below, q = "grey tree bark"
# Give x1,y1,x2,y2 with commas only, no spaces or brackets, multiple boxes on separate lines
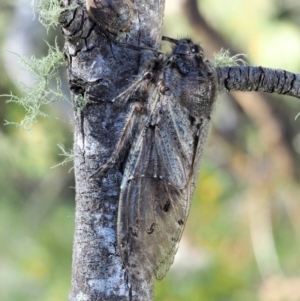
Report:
59,0,165,300
58,1,300,301
217,66,300,98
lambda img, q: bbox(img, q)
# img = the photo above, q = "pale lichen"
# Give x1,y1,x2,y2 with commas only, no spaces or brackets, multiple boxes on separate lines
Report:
213,48,248,67
75,93,88,116
3,40,67,131
31,0,65,31
51,144,74,170
31,0,85,31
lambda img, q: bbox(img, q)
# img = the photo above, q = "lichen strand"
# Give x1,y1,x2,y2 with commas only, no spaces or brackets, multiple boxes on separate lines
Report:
4,41,67,131
213,48,248,67
51,144,74,170
31,0,65,31
31,0,85,31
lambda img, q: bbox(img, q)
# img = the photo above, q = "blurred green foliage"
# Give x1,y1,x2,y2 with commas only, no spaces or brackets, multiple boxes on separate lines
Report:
1,0,300,300
0,1,74,300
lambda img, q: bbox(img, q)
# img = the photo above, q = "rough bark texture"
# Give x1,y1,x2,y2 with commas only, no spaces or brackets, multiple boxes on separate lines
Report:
217,66,300,99
59,0,165,300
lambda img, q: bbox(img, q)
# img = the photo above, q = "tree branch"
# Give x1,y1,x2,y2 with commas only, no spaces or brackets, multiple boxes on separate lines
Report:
217,66,300,99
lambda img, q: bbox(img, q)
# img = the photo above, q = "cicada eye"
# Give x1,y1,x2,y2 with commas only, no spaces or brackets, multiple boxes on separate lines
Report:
192,45,202,54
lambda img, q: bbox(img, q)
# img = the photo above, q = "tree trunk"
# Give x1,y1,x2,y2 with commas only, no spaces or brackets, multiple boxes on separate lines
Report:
59,1,165,300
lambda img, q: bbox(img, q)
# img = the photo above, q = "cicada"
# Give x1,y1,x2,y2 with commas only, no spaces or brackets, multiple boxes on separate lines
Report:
91,37,217,281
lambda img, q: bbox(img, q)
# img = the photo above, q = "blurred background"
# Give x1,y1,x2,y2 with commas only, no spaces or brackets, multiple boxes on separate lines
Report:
1,0,300,300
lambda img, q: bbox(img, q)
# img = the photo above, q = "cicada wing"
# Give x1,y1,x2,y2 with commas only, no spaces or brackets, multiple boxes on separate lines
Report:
118,120,194,280
117,90,212,281
151,179,191,280
118,176,191,281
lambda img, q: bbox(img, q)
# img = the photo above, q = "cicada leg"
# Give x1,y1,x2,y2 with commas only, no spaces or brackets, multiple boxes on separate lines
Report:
89,102,146,180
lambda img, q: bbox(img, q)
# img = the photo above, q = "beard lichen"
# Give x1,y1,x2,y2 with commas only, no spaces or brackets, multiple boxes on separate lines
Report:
213,48,248,67
31,0,85,31
3,41,67,131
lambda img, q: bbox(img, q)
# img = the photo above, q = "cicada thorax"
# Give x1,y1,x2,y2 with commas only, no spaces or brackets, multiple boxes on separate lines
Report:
163,40,218,119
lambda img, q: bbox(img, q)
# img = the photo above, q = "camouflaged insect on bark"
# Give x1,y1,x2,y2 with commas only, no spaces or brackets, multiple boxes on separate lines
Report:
91,38,217,282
